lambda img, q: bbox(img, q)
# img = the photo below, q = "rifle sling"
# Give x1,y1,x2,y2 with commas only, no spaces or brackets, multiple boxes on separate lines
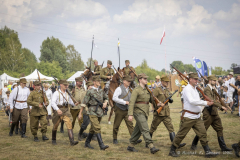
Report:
13,87,19,109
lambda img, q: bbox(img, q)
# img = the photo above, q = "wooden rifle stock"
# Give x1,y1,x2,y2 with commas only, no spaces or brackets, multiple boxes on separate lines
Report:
128,66,138,77
145,85,160,105
37,71,47,106
156,90,178,114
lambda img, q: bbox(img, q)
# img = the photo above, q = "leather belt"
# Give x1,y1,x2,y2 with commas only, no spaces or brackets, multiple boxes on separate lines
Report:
136,101,149,104
181,109,200,120
57,105,68,109
15,100,27,103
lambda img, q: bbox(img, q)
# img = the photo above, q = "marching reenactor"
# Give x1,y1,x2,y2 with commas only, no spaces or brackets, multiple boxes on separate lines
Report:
93,60,102,75
232,141,240,157
112,75,142,144
127,73,160,154
9,78,30,138
190,75,232,152
100,60,115,92
27,81,49,142
149,75,186,148
122,60,135,76
168,73,217,158
51,79,79,146
82,76,109,150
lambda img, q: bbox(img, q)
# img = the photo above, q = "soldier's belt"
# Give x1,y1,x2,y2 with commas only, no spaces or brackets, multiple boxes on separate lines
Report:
136,102,149,104
89,105,97,107
181,109,200,120
15,100,27,103
57,105,69,109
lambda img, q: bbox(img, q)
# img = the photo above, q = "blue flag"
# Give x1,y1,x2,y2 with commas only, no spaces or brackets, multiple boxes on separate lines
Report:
202,61,208,76
193,57,204,77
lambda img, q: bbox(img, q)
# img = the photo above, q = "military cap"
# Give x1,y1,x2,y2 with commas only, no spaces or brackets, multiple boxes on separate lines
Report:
137,73,148,79
34,81,41,86
107,60,112,65
92,76,101,81
125,60,130,63
229,72,234,75
155,75,160,79
6,91,10,94
86,81,94,87
161,75,170,82
207,75,217,81
188,73,198,79
123,75,134,82
75,76,83,82
19,78,27,83
93,60,97,63
59,79,68,85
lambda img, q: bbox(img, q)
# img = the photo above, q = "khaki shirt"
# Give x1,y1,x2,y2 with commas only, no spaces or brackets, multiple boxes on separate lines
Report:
128,85,152,116
72,86,85,109
123,66,134,76
27,90,49,116
94,65,102,75
153,86,170,116
100,67,115,80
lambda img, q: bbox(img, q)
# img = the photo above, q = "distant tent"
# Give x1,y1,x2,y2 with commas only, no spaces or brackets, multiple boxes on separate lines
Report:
0,73,19,89
233,65,240,74
21,69,54,81
67,71,86,90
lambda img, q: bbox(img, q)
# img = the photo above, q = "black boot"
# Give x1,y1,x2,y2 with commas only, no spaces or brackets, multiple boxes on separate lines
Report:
15,126,19,135
68,129,78,146
218,136,233,151
52,130,57,145
21,123,27,138
169,145,179,157
96,133,109,150
169,132,186,149
42,135,49,141
137,139,142,144
9,123,16,136
127,146,138,152
203,145,218,158
34,137,39,142
113,139,118,144
92,134,97,141
146,132,153,148
150,147,160,154
232,143,240,157
85,133,94,149
78,128,85,141
60,121,64,133
190,135,199,150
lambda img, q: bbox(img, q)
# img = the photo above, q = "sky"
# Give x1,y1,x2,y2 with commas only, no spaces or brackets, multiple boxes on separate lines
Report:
0,0,240,71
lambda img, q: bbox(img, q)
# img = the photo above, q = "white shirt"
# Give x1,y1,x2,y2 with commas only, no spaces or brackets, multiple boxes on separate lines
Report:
4,97,10,106
112,86,129,105
182,84,208,119
9,86,30,109
228,77,236,92
2,87,8,99
51,89,75,111
45,89,52,103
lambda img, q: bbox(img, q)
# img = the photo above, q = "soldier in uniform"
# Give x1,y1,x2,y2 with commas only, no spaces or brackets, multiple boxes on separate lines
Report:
82,76,109,150
112,75,142,144
232,141,240,157
190,75,232,151
70,76,86,140
122,60,135,76
9,78,30,138
51,79,79,146
127,73,160,154
100,60,115,92
169,73,217,158
149,75,186,148
27,81,49,142
93,60,102,75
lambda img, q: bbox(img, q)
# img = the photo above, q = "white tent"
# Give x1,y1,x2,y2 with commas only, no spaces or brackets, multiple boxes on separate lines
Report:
67,71,85,81
0,73,19,89
22,69,54,81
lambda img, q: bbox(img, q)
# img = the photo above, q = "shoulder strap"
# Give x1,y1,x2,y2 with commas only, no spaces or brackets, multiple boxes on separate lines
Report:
13,87,19,108
121,88,130,99
158,86,167,99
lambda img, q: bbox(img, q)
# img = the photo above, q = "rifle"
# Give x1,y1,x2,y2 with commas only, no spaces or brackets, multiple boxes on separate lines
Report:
128,66,138,77
52,76,78,104
170,64,213,102
145,84,161,106
156,90,178,114
196,70,231,111
89,93,108,112
101,61,104,67
37,71,47,107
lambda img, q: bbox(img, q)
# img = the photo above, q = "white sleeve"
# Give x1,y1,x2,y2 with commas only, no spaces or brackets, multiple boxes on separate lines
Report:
51,91,59,111
9,87,17,109
112,87,126,105
184,87,208,106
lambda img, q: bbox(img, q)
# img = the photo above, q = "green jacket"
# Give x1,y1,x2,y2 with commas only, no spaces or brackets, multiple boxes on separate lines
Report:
82,88,108,117
128,85,152,116
123,66,134,76
72,86,85,109
94,65,102,75
153,86,170,116
100,67,115,80
27,90,49,116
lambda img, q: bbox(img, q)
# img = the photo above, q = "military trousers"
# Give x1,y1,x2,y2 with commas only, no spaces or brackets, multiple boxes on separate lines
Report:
173,117,208,148
30,115,47,136
81,114,90,130
113,106,134,139
89,115,102,134
70,109,83,129
238,141,240,147
52,108,73,131
129,113,153,146
12,108,28,124
202,108,223,137
150,115,174,134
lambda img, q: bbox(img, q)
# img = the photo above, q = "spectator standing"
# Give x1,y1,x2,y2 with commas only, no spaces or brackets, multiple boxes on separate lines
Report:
228,72,235,113
151,75,161,89
50,82,57,93
233,75,240,107
2,83,8,99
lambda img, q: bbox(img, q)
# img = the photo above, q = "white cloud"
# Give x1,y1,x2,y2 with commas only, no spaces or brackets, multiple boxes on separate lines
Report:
213,3,240,22
233,41,240,47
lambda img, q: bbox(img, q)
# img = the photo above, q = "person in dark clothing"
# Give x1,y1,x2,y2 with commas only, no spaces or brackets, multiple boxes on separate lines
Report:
233,76,240,107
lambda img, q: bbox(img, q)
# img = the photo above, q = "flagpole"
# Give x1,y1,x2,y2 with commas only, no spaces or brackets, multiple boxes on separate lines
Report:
118,38,120,68
90,35,94,70
164,27,166,74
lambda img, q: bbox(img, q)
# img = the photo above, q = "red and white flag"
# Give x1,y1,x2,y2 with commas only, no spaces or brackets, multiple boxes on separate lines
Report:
160,27,165,45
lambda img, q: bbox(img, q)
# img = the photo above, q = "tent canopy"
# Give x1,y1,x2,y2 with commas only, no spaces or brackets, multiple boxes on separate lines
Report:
67,71,85,81
0,73,19,89
21,69,54,81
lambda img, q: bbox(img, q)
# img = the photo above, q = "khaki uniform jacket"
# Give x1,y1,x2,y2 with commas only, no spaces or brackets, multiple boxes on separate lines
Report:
204,85,222,116
94,65,102,75
153,86,170,116
123,66,134,76
72,86,85,109
100,67,115,80
128,85,152,116
27,90,49,116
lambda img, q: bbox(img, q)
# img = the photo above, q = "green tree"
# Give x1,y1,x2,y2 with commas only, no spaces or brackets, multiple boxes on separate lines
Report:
86,58,96,71
22,48,37,73
66,45,84,72
37,61,64,79
171,61,185,73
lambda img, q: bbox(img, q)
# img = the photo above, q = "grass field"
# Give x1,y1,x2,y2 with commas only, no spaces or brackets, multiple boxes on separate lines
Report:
0,95,239,160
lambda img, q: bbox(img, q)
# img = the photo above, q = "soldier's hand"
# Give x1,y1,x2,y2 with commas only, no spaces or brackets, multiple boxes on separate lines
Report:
107,76,111,79
103,102,107,109
222,106,227,112
39,104,43,108
75,102,79,106
10,109,13,113
207,101,214,106
57,109,62,115
125,101,129,105
78,113,82,120
45,103,49,106
93,72,97,74
128,115,133,122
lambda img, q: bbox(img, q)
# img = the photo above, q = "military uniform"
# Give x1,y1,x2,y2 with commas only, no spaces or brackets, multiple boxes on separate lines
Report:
127,73,159,154
100,60,115,90
27,81,49,141
94,65,102,75
190,75,232,152
122,60,136,88
82,76,109,150
232,141,240,157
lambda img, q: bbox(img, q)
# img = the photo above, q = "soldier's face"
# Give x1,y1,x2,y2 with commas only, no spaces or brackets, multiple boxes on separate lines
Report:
162,81,168,87
35,85,41,90
125,62,130,66
211,80,216,86
94,61,98,66
94,81,100,87
140,78,148,85
107,64,112,68
76,81,83,87
20,83,26,88
189,78,198,86
123,80,130,87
